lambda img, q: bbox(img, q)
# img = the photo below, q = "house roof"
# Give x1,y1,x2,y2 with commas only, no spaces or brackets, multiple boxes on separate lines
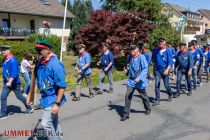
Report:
0,0,74,19
165,3,187,17
198,9,210,20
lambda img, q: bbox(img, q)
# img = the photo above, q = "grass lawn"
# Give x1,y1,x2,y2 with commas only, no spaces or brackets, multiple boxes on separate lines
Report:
62,55,127,91
0,54,153,91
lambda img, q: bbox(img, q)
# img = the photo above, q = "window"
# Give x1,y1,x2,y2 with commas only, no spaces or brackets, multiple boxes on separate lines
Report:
40,0,51,6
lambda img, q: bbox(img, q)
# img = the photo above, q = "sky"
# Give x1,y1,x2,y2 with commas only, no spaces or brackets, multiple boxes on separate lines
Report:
162,0,210,11
69,0,103,10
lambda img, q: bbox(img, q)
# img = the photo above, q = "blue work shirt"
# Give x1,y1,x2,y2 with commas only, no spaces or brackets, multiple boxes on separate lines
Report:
2,56,20,85
204,51,210,67
197,48,204,64
35,56,67,108
169,47,176,58
191,50,200,66
127,54,148,89
101,50,115,70
152,48,174,73
126,55,132,66
142,52,151,67
77,52,91,75
175,51,193,73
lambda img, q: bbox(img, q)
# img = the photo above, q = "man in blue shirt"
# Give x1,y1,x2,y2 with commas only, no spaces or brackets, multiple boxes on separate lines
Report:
121,45,151,121
0,45,33,119
97,43,114,94
191,40,204,86
28,38,66,140
188,43,200,90
74,44,94,101
174,43,193,98
167,44,176,80
139,44,152,81
151,38,174,106
203,45,210,83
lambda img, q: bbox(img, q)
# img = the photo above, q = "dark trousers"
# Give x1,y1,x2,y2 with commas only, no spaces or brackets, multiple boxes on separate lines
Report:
124,86,150,115
154,71,173,102
1,85,31,114
176,70,192,96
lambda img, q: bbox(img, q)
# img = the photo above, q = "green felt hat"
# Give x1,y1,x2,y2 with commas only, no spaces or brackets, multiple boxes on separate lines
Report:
35,38,54,49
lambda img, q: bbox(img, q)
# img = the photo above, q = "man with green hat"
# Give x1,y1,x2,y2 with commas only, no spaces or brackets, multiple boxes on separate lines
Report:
0,45,33,119
28,38,67,139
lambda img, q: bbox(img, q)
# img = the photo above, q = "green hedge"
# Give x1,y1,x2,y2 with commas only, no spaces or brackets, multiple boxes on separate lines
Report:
0,34,61,62
0,41,35,62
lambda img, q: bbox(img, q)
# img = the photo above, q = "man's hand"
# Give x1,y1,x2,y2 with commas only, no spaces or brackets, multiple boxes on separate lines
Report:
134,78,140,83
97,61,101,66
193,65,197,69
27,93,34,105
104,67,109,72
174,70,177,75
78,69,82,74
52,104,60,115
6,82,12,87
188,69,192,76
163,69,169,75
123,67,128,74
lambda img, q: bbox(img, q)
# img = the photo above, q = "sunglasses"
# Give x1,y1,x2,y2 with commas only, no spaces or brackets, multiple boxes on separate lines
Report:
35,47,45,53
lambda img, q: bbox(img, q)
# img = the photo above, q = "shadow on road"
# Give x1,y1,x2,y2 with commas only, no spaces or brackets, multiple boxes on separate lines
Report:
7,105,25,115
108,103,145,118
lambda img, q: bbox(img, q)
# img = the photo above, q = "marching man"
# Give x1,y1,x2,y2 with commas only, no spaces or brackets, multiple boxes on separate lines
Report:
121,45,151,121
0,45,33,119
74,44,94,101
28,38,66,140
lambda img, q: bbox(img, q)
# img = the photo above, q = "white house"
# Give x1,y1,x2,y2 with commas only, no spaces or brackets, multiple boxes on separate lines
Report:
0,0,74,50
165,3,204,43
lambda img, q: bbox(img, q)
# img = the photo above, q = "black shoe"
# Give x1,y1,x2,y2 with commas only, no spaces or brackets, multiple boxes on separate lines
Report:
120,114,129,121
145,109,151,115
96,90,103,94
173,93,180,98
167,96,172,102
187,91,192,96
0,112,7,120
108,88,113,93
72,97,80,101
89,93,94,98
152,101,160,106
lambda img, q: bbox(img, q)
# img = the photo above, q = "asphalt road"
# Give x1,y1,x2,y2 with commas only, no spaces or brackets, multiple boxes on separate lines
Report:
0,78,210,140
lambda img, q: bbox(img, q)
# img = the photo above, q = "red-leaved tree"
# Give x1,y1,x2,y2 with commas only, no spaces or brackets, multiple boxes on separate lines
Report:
76,10,154,57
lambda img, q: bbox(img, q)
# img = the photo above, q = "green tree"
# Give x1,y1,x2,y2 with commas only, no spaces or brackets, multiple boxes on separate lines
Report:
61,0,73,12
101,0,180,49
64,0,94,52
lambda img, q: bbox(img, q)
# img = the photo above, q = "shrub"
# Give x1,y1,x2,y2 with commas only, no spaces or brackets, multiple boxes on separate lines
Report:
27,34,62,57
0,41,35,62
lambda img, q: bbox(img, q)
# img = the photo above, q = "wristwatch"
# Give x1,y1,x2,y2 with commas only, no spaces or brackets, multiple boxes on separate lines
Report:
55,102,61,106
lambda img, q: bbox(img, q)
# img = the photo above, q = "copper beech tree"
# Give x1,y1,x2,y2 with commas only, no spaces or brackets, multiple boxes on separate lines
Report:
76,10,154,57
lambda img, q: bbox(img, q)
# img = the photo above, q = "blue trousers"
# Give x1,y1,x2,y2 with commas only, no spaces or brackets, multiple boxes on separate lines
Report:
22,71,31,94
1,84,31,114
154,71,173,102
192,67,197,88
41,107,63,140
177,70,192,95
